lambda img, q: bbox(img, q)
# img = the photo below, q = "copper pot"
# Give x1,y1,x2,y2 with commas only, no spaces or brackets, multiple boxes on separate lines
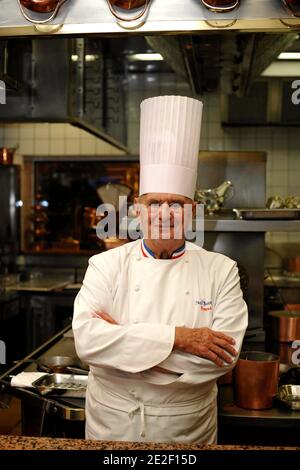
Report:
282,0,300,16
203,0,238,5
0,147,16,165
106,0,151,23
18,0,67,24
268,310,300,343
109,0,146,9
202,0,240,11
234,351,279,409
285,256,300,274
20,0,60,13
273,342,298,367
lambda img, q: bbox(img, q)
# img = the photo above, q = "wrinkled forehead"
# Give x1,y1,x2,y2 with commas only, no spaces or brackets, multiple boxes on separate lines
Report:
141,193,193,204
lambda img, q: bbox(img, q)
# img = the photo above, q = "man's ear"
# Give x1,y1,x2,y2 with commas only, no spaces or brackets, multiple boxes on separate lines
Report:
134,196,140,217
192,201,197,218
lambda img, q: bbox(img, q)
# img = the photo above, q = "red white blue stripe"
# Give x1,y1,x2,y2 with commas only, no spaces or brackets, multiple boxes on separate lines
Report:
141,239,185,259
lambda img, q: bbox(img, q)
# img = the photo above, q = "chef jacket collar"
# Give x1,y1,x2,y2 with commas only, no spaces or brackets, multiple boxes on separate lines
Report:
141,239,186,260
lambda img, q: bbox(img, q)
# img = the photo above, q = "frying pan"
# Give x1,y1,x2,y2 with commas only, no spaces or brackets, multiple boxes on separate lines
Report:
16,355,89,375
38,356,89,374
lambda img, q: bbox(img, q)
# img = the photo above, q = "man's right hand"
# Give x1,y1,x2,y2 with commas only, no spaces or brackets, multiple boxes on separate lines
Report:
174,327,237,367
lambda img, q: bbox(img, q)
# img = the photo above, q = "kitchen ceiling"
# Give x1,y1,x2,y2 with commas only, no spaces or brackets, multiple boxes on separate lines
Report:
0,0,299,36
0,1,299,99
145,32,299,96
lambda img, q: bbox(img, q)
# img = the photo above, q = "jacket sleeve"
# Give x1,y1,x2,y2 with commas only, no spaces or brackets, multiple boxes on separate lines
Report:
141,261,248,385
72,255,175,374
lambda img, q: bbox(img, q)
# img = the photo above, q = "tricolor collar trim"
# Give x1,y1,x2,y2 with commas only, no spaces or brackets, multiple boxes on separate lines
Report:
141,239,186,259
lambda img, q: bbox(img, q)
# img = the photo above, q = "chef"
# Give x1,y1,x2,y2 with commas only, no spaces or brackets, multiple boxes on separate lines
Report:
73,95,248,444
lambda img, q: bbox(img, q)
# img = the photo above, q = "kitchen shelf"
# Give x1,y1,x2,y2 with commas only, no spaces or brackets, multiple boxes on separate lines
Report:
126,217,300,234
203,218,300,232
0,0,299,37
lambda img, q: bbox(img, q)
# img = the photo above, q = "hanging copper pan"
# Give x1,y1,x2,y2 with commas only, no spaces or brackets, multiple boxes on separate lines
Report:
106,0,151,23
18,0,67,24
202,0,240,12
282,0,300,17
109,0,146,9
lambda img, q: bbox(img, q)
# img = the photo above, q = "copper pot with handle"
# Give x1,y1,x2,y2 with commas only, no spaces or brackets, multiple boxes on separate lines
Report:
109,0,146,9
282,0,300,17
18,0,67,24
268,310,300,343
0,147,17,165
106,0,151,23
234,351,279,409
201,0,240,12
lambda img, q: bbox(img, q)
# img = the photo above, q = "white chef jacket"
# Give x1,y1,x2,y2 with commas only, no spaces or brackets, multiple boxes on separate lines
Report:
72,239,248,444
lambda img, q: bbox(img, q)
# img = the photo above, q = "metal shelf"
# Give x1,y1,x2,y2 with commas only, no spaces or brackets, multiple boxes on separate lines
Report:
203,218,300,232
0,0,299,37
126,217,300,233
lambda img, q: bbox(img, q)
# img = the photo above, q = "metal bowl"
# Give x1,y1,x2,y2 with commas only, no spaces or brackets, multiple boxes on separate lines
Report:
278,385,300,410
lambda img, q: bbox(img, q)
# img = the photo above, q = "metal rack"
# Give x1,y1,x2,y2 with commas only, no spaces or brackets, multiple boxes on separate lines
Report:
0,0,299,37
203,218,300,232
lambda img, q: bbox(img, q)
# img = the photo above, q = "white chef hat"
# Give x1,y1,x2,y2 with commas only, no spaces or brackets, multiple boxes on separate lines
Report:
139,95,203,200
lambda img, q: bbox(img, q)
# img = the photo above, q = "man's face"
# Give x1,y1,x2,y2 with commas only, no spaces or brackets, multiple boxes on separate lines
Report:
135,193,196,241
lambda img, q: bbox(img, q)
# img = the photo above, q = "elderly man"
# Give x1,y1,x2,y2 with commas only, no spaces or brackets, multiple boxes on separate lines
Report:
72,95,248,444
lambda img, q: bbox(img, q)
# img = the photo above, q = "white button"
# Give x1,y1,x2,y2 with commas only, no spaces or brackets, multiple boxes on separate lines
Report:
135,285,140,292
136,256,141,261
185,290,190,295
185,259,189,263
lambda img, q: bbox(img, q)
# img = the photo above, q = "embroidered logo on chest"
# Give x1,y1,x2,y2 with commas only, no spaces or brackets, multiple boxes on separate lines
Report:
195,299,213,312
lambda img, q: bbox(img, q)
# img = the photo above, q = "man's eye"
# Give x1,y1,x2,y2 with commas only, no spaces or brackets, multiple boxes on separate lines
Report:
149,201,160,206
170,202,183,209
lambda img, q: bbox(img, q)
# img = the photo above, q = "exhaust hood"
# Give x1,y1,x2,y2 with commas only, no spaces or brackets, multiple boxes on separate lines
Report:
0,37,128,152
0,0,299,36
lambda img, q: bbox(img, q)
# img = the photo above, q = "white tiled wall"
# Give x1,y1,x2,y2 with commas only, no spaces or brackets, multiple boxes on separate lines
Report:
1,73,299,251
0,122,124,167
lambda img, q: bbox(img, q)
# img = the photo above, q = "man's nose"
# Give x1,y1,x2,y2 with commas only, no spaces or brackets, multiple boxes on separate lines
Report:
159,203,173,221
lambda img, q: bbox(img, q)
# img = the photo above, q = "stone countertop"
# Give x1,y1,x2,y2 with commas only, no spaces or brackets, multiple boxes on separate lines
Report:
0,435,298,451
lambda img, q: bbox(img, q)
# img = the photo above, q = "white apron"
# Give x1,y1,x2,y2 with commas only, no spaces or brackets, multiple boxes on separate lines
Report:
73,240,248,443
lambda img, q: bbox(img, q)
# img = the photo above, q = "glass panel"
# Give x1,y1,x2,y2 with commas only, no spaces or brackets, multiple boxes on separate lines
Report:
27,160,139,253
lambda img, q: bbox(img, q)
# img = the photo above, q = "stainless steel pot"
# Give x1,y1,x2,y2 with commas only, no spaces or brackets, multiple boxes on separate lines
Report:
234,351,279,410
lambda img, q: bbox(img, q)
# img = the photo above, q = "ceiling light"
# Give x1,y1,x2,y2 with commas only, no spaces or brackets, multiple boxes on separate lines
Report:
261,61,300,77
127,53,163,62
278,52,300,60
71,54,99,62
